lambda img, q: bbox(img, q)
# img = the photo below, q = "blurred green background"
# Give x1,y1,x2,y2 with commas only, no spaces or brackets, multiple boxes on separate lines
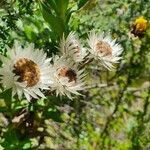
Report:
0,0,149,149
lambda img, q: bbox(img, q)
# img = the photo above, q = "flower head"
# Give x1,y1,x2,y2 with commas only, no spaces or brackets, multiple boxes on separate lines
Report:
50,55,85,99
60,32,87,62
87,31,123,70
0,41,52,101
131,16,149,37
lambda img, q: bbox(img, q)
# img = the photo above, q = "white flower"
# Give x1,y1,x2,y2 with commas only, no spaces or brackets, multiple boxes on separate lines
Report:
60,32,87,62
0,41,53,101
50,55,85,99
87,31,123,70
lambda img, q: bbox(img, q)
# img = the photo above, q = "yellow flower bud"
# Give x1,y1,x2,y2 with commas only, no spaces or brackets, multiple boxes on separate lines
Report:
131,16,149,38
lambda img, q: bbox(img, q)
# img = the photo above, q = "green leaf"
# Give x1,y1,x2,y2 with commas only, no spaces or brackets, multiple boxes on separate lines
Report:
66,9,75,25
47,0,58,14
22,142,31,150
24,26,37,41
0,107,7,113
0,89,12,109
37,99,45,106
0,145,4,150
41,3,65,38
46,108,62,122
0,88,12,100
78,0,89,9
2,128,19,149
44,104,63,122
55,0,69,12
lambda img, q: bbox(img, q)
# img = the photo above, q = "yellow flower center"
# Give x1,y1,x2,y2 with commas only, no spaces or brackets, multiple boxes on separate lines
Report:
96,41,112,56
58,67,77,82
134,16,148,32
13,58,40,87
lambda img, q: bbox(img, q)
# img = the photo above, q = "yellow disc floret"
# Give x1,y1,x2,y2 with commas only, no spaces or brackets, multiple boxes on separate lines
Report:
13,58,40,87
134,16,148,32
96,41,112,57
58,67,77,82
131,16,149,37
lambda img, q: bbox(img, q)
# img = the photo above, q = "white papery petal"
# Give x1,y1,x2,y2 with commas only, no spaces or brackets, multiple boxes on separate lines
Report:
87,31,123,70
24,92,31,101
60,32,87,62
0,41,53,101
33,88,45,98
50,55,85,99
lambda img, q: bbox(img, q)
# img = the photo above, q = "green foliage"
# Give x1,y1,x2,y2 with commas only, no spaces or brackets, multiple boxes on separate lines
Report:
39,0,70,39
77,0,89,9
